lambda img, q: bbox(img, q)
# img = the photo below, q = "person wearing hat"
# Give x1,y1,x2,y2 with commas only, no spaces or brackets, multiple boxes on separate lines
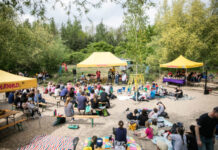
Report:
195,107,218,150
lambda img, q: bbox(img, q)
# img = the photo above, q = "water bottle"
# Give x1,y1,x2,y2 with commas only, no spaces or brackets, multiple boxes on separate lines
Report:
54,109,57,116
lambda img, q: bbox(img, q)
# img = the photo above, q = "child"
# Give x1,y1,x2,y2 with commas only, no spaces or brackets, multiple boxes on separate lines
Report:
150,119,158,136
168,127,188,150
134,121,153,140
87,136,97,150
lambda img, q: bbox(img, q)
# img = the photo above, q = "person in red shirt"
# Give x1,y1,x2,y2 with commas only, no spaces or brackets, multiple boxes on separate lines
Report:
96,70,101,82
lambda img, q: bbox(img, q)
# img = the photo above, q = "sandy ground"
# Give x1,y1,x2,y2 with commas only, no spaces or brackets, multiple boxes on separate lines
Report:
0,84,218,150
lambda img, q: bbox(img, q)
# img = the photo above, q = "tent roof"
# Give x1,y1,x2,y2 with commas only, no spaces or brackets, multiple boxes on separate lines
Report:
0,70,37,93
160,55,203,68
77,52,127,68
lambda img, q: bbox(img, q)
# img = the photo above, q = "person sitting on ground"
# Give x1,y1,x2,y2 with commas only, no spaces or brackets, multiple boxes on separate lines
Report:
138,109,149,127
195,107,218,150
87,136,98,150
114,120,127,147
127,109,139,121
175,87,183,99
157,102,166,116
168,127,188,150
148,108,159,119
151,119,158,136
100,88,110,108
148,88,156,99
60,86,68,102
76,91,88,115
64,95,74,122
134,121,153,140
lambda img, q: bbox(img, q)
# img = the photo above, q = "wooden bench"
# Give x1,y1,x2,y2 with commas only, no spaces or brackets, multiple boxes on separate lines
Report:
0,118,26,131
57,115,100,127
38,103,47,112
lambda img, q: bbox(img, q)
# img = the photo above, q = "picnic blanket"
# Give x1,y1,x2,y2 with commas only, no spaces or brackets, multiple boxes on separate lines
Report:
83,136,141,150
117,96,132,101
152,136,173,150
157,117,173,127
18,135,75,150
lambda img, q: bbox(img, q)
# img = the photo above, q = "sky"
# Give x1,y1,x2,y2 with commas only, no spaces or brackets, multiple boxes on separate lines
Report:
21,0,159,29
21,0,210,29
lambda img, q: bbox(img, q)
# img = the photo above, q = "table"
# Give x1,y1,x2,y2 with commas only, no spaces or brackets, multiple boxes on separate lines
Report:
0,109,19,125
163,78,185,85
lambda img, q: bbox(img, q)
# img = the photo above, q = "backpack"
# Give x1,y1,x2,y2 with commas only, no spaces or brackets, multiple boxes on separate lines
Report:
102,109,109,117
128,122,137,131
127,113,137,120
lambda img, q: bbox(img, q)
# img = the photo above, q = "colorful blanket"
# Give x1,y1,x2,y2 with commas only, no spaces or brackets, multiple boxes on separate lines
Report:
18,135,75,150
83,136,141,150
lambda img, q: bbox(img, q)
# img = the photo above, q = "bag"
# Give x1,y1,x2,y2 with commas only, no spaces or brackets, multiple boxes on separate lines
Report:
53,117,66,126
103,109,109,117
68,125,79,129
128,123,137,131
127,113,134,120
85,105,91,113
96,138,103,148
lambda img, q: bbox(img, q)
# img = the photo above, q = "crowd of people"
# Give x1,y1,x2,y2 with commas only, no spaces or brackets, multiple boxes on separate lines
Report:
131,82,183,101
124,104,218,150
7,89,45,117
45,81,117,121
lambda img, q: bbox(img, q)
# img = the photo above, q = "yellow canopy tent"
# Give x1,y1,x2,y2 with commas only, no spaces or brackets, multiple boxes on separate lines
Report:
160,55,203,68
77,52,127,68
0,70,37,93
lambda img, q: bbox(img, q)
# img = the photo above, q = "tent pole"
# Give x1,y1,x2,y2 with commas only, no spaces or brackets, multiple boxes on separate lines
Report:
186,68,187,86
136,63,138,102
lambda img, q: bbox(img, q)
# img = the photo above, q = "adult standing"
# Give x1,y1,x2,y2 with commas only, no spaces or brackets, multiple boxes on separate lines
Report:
96,70,101,82
195,107,218,150
122,71,127,84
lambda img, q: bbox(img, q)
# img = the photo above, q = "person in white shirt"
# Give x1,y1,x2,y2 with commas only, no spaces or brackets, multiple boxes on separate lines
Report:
157,102,166,116
54,85,61,97
122,72,127,84
148,108,158,119
104,83,110,95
